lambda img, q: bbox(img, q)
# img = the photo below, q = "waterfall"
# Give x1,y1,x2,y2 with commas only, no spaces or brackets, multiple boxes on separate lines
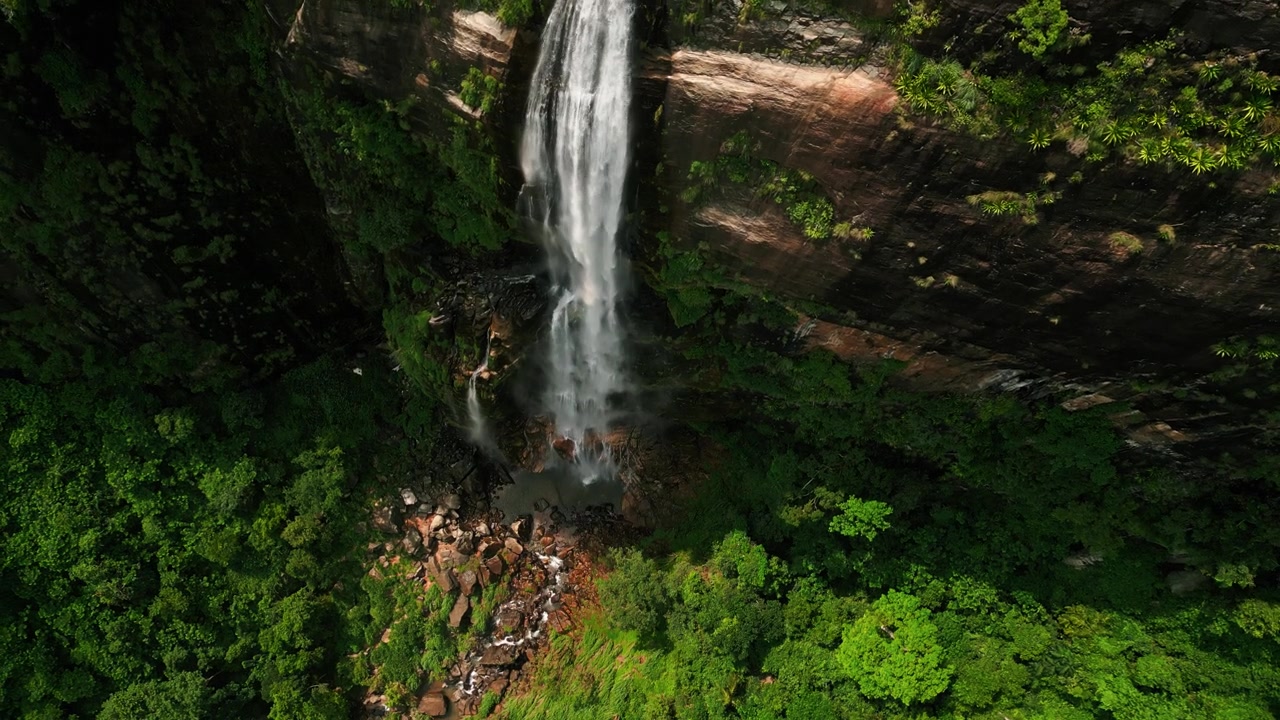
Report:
520,0,633,478
467,328,493,448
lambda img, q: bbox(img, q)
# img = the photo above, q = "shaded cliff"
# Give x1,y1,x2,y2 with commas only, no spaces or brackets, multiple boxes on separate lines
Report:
0,0,373,385
642,1,1280,459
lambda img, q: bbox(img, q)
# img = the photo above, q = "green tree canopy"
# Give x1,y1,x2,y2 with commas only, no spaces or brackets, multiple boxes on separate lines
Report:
836,590,952,705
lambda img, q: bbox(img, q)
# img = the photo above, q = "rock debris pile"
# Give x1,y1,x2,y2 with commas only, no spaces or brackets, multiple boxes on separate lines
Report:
362,485,593,718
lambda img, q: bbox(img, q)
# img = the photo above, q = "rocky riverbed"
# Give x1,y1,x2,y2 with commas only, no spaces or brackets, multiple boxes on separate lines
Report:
358,477,619,718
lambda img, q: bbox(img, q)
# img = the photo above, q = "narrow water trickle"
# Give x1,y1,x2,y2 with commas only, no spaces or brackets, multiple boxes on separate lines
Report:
520,0,633,481
466,328,493,448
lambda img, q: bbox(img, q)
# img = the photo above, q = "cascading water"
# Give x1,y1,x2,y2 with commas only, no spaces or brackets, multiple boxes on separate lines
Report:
520,0,633,479
466,328,493,448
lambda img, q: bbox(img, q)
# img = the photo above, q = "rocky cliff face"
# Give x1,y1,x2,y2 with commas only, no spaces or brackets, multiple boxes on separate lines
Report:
652,40,1280,454
275,0,1280,457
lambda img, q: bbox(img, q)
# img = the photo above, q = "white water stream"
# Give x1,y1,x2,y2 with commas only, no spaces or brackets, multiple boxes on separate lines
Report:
466,328,492,448
520,0,633,479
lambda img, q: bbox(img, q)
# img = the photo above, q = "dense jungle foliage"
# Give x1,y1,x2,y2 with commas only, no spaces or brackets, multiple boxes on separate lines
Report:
3,0,1280,719
0,1,474,717
506,255,1280,718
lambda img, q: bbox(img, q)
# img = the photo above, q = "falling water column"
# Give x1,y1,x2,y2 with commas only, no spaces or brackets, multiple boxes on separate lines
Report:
520,0,633,476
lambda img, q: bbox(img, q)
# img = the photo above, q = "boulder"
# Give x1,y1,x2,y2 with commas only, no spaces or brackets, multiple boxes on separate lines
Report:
441,492,463,510
417,692,446,717
436,544,466,570
400,528,423,555
503,537,524,556
479,644,519,667
510,517,528,539
372,503,397,534
548,608,572,633
551,436,576,461
448,593,470,628
400,487,418,506
485,555,504,579
478,537,501,559
496,608,523,633
428,513,447,533
459,569,478,596
425,558,457,593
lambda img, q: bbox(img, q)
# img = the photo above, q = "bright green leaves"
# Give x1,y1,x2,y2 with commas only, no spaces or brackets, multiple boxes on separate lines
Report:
285,443,347,519
1232,599,1280,641
596,548,672,641
680,130,845,242
1009,0,1071,59
0,355,405,718
949,635,1030,709
199,457,257,518
828,496,892,542
836,591,952,705
458,67,500,115
97,672,212,720
713,530,788,592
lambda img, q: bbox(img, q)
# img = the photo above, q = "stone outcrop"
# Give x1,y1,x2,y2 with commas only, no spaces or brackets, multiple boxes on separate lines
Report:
647,42,1280,454
271,0,1280,455
360,477,596,718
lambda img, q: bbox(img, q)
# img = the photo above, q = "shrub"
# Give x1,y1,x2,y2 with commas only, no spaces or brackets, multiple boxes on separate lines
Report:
596,549,671,641
1107,231,1144,255
1009,0,1070,59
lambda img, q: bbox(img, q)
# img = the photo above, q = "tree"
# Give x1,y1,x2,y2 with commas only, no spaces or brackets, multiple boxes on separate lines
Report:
836,591,952,705
828,497,892,542
1009,0,1070,59
596,549,671,642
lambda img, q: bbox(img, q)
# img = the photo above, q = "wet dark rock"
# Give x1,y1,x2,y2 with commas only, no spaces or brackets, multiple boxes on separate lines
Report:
478,537,502,559
479,644,519,667
496,609,524,633
510,517,529,539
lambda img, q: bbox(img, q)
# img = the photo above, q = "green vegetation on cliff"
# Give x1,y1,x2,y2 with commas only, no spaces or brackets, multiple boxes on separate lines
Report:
892,2,1280,172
